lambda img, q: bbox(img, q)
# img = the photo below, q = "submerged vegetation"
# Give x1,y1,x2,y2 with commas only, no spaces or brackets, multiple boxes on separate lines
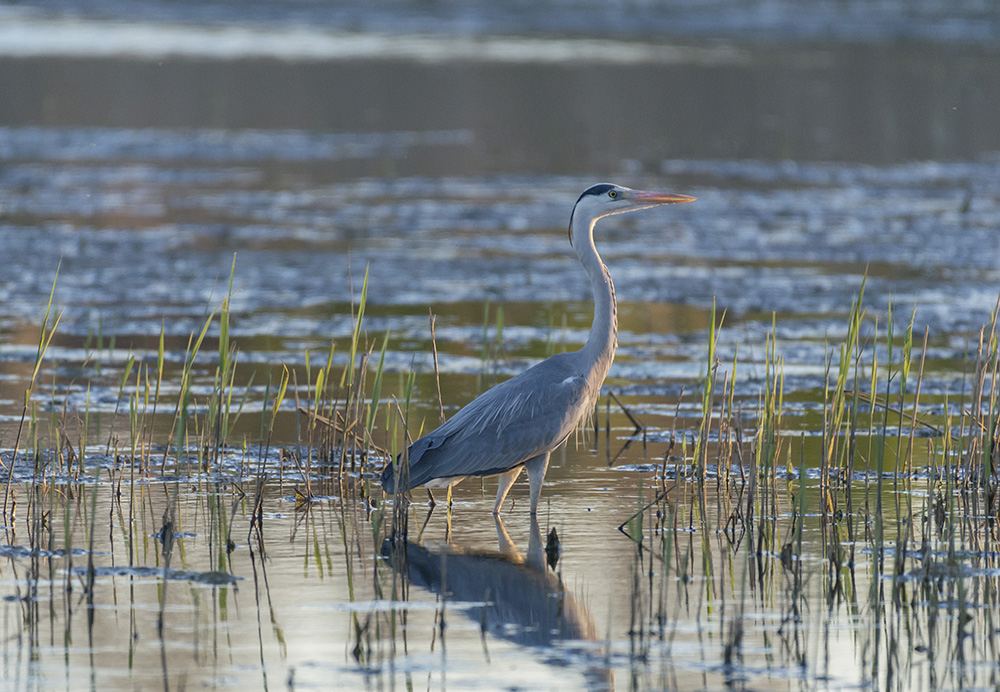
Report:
2,262,1000,691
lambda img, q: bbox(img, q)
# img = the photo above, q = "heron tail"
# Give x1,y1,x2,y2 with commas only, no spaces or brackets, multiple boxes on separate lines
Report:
380,460,398,494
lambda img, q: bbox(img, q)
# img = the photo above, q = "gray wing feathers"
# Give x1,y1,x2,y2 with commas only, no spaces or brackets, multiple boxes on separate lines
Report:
404,355,592,489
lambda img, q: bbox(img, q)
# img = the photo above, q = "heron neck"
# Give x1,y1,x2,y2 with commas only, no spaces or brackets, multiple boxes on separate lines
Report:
573,216,617,374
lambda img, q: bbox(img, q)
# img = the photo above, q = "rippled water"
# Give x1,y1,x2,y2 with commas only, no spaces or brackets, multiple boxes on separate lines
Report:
2,5,1000,691
4,0,999,42
2,125,998,428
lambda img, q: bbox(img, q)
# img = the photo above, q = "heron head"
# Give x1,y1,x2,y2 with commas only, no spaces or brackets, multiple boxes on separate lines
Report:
568,183,695,242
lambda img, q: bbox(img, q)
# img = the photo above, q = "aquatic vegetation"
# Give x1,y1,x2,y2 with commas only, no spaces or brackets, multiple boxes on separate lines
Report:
2,253,1000,691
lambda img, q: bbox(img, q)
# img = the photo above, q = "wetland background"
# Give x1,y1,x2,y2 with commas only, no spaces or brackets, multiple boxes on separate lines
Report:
2,1,1000,690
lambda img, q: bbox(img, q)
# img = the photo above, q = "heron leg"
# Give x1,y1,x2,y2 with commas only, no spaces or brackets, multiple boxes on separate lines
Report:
493,466,523,515
525,453,551,515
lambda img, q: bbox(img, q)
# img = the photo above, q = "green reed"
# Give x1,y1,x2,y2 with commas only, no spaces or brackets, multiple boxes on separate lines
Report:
624,280,1000,690
3,267,63,518
13,257,1000,692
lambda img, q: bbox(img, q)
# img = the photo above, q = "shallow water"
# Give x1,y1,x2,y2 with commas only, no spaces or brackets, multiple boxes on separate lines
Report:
3,454,999,691
2,4,1000,691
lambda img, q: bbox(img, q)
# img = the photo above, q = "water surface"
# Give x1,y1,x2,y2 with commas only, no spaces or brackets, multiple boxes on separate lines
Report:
1,6,1000,691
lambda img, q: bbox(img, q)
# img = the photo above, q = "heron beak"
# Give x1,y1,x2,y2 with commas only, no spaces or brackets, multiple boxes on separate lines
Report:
628,190,697,205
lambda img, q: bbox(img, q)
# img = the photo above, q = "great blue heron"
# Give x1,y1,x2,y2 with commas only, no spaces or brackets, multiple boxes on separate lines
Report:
381,183,695,514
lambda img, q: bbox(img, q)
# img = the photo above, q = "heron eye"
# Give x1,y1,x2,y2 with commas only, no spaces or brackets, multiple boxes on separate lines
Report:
608,190,618,198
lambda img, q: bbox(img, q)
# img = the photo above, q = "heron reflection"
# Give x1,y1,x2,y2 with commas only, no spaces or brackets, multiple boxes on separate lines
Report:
383,516,613,690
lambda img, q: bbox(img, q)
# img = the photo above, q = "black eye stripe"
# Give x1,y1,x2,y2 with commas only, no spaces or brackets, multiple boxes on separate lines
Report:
576,183,617,205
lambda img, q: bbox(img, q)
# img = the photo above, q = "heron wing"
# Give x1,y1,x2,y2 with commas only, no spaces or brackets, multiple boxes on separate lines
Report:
403,353,593,489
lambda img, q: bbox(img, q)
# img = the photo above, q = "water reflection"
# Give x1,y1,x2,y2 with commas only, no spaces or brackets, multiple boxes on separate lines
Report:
384,515,613,690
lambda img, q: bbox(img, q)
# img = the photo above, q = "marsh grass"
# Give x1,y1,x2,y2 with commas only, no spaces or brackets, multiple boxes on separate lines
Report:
610,280,1000,691
7,264,1000,691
